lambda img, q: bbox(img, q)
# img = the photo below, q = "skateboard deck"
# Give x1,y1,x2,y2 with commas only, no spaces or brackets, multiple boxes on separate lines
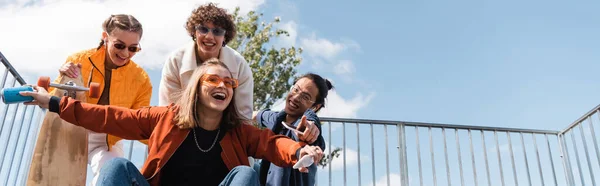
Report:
27,74,93,186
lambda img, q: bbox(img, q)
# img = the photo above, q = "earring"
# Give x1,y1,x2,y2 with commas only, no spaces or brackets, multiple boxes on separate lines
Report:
222,41,226,47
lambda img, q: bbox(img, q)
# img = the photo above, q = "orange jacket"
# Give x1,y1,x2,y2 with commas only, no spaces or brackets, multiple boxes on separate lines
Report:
51,47,152,146
56,97,306,185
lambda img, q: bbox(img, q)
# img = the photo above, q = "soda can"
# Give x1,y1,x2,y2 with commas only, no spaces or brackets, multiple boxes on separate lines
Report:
1,86,34,104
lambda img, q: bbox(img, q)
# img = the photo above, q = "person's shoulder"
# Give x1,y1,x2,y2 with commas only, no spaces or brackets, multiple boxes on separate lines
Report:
66,48,97,62
168,41,195,60
221,45,246,63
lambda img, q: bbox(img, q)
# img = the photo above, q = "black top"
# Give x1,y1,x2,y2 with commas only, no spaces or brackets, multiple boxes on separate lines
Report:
160,126,229,186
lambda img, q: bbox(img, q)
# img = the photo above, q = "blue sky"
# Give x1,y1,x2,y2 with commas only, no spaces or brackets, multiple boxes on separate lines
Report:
1,0,600,185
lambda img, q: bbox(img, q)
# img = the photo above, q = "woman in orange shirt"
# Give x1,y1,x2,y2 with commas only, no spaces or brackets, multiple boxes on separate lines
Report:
22,58,322,186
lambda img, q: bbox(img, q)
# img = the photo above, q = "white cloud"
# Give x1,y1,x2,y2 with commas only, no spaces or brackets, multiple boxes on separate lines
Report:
0,0,264,76
369,173,403,186
319,141,370,172
333,60,355,75
318,90,375,118
277,21,298,47
329,147,370,171
271,89,374,119
300,34,346,60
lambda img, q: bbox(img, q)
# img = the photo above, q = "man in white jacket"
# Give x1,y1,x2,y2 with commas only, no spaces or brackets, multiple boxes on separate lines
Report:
158,3,253,121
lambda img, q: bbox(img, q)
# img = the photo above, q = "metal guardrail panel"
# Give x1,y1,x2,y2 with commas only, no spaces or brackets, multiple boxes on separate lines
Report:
1,51,598,186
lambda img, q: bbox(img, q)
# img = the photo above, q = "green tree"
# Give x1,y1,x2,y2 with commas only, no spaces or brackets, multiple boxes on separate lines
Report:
228,8,302,111
229,7,342,168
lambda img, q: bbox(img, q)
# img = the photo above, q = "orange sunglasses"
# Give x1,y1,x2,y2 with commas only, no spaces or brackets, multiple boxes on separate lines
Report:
201,74,238,88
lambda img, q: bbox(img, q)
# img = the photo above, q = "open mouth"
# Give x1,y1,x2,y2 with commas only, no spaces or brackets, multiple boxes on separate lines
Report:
212,92,226,100
116,54,128,61
202,41,216,47
288,100,299,109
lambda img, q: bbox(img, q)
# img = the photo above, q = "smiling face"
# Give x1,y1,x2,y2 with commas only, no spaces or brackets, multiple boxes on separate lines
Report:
102,29,141,67
198,66,236,112
284,77,320,118
194,22,225,59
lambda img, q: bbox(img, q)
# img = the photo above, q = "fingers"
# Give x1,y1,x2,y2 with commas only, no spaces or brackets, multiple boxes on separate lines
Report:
314,146,323,162
300,146,323,167
298,120,318,143
19,90,36,97
299,167,308,173
23,100,39,106
60,62,79,78
68,67,78,78
296,115,307,129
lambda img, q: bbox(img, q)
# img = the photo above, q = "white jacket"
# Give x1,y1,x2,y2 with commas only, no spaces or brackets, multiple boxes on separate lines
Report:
158,41,254,120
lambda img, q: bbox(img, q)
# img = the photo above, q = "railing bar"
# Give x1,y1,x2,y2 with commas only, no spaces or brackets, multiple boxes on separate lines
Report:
0,68,9,88
469,129,478,186
456,129,465,186
0,79,17,136
481,130,492,186
400,123,409,186
443,128,452,186
591,113,600,174
126,140,133,161
320,118,559,134
0,102,22,170
356,122,361,185
0,52,27,85
578,123,596,186
343,122,347,186
370,123,375,186
570,130,586,185
559,133,575,186
416,127,423,186
532,133,545,186
495,131,506,186
560,104,600,134
521,132,532,186
4,104,30,186
385,124,390,186
545,134,558,186
507,132,519,186
430,127,437,186
14,106,36,186
329,121,332,186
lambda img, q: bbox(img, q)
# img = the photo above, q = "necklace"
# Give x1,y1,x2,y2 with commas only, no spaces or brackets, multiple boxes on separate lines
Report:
191,127,221,153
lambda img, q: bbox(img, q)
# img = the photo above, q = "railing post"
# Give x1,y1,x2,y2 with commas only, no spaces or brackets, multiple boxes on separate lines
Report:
398,123,409,186
558,133,575,186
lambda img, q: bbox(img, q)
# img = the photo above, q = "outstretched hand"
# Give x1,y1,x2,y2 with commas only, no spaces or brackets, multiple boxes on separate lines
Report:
295,115,320,144
19,86,52,109
297,145,323,173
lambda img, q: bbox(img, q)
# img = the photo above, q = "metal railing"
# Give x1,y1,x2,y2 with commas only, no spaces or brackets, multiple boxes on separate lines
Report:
0,52,46,186
558,104,600,186
314,118,566,186
1,51,599,185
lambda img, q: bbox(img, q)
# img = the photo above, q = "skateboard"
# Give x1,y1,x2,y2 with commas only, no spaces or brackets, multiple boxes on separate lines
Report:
26,74,100,186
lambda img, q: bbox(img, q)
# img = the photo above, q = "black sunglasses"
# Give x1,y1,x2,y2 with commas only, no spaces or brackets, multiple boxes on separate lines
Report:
195,25,226,36
114,43,141,53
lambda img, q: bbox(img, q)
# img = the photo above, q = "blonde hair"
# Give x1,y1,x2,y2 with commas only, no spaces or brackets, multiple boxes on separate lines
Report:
174,58,243,129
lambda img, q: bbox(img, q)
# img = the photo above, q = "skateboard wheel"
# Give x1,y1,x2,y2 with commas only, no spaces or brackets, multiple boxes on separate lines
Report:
37,76,51,91
88,82,101,98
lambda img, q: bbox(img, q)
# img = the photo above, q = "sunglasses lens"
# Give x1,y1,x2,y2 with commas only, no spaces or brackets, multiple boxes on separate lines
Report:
197,26,209,34
213,28,226,36
114,43,126,49
127,47,140,52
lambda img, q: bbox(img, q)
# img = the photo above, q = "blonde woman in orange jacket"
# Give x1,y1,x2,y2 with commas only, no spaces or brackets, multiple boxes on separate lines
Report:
54,14,152,186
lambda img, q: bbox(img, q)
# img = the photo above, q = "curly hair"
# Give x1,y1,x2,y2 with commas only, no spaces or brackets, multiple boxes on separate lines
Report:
185,3,236,44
